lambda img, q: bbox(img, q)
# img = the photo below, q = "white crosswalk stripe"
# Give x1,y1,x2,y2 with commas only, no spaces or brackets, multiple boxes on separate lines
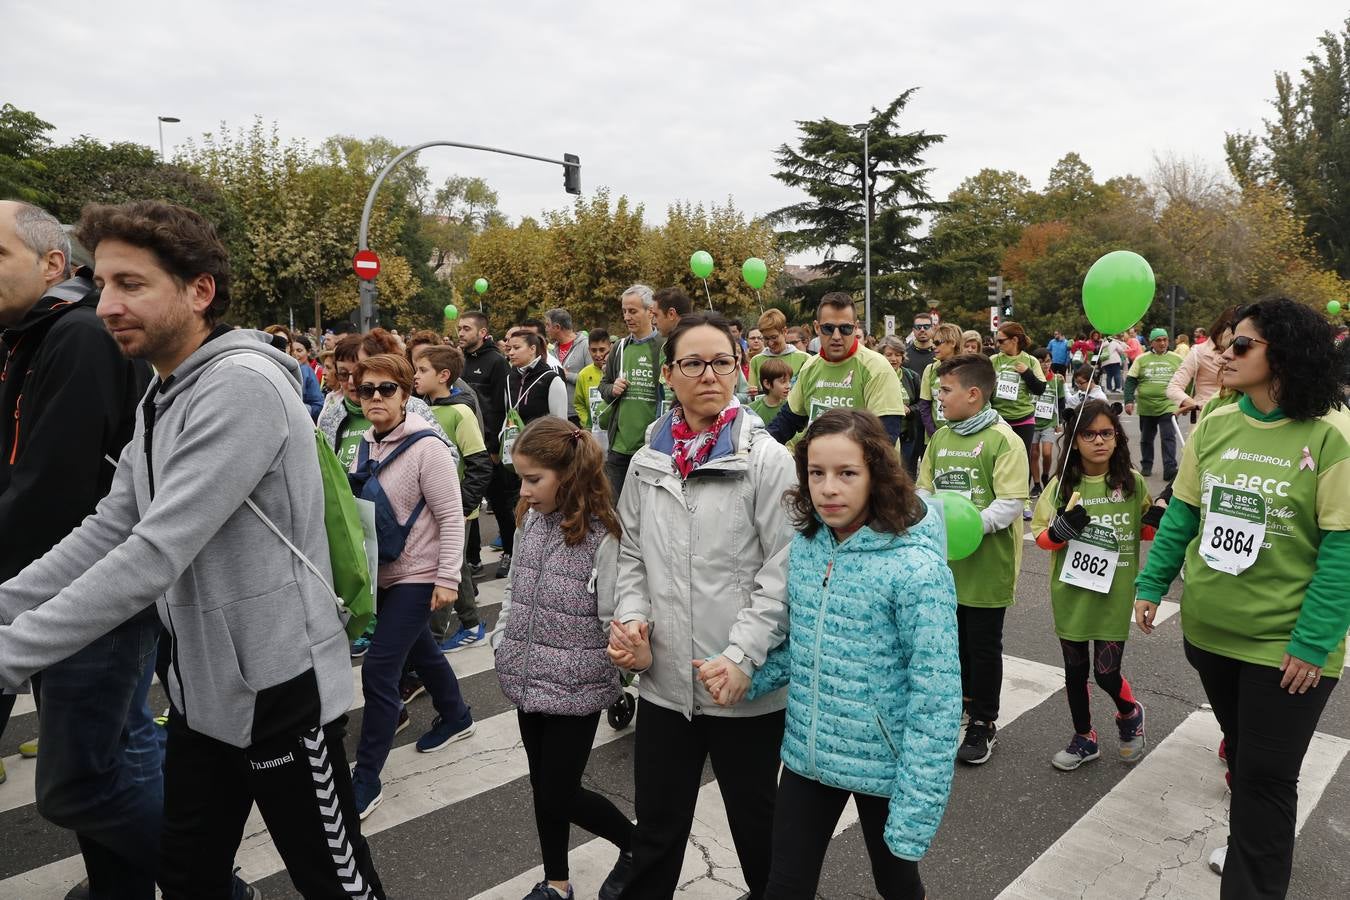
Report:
1,572,1347,900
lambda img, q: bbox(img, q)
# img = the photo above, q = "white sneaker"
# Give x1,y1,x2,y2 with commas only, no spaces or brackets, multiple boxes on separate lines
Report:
1209,845,1227,875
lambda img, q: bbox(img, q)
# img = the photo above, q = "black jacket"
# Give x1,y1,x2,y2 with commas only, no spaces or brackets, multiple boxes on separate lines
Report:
462,342,510,452
0,271,151,583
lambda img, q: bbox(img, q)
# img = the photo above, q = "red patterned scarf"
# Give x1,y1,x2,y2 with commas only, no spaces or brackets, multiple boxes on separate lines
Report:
670,399,741,479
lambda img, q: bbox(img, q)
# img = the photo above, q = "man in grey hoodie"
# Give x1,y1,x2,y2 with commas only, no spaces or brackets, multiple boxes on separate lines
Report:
0,201,383,900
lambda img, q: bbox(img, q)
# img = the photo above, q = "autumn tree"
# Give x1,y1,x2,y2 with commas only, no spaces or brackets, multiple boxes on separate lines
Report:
0,103,53,202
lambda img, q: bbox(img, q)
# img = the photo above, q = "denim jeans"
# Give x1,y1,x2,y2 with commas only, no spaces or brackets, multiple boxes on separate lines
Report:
32,605,163,900
355,583,472,784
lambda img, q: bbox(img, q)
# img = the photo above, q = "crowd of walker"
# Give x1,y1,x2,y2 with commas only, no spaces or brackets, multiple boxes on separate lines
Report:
0,198,1347,900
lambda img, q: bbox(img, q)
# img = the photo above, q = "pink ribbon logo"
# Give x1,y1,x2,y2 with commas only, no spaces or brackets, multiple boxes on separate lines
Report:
1300,446,1316,472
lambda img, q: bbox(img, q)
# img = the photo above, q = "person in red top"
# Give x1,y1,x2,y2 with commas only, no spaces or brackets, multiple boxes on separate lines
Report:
546,307,591,391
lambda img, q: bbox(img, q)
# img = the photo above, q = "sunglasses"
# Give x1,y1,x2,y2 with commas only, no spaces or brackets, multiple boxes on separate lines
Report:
1077,428,1118,443
819,323,856,337
356,381,400,400
1228,335,1268,356
913,323,933,330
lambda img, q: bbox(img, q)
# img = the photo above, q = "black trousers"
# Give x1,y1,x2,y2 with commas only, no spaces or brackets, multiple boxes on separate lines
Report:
468,462,521,562
605,451,634,501
1138,414,1179,476
518,709,635,881
765,768,923,900
620,699,785,900
957,605,1006,723
159,713,384,900
1184,640,1336,900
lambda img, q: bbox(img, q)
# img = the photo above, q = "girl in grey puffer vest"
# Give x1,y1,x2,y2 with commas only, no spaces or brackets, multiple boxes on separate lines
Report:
488,418,634,900
492,509,621,714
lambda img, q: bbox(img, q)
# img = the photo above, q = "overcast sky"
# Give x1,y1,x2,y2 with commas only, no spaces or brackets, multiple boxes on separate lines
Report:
7,1,1344,262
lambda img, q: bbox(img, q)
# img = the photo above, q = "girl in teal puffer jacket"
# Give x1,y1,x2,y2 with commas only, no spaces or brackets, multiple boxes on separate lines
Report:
740,409,961,899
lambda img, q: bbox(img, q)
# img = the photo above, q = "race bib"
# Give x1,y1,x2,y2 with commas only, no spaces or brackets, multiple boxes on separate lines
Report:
1058,523,1120,594
1201,482,1266,575
588,388,604,433
1035,394,1057,421
996,371,1021,402
934,469,973,500
500,424,520,467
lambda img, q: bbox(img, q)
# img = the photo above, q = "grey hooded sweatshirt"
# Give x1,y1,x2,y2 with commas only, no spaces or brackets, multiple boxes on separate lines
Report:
0,329,351,748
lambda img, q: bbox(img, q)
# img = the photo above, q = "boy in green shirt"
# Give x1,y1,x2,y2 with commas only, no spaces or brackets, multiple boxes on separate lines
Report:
573,328,611,440
917,353,1030,765
413,345,491,650
748,356,792,425
749,308,810,394
1124,328,1184,478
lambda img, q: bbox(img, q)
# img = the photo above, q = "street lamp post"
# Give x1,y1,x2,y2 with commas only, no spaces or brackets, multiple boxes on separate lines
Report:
854,123,872,334
157,116,181,161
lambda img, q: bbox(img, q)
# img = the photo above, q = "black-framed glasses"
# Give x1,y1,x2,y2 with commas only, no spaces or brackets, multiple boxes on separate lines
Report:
1078,428,1118,443
673,356,739,378
1228,335,1268,356
357,381,400,400
819,323,856,337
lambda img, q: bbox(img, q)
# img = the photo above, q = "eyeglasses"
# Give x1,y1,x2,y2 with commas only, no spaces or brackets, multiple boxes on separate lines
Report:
673,356,738,378
997,335,1015,343
337,369,356,382
1077,428,1118,443
933,339,951,346
356,381,400,400
1228,335,1268,356
819,323,856,337
913,323,933,330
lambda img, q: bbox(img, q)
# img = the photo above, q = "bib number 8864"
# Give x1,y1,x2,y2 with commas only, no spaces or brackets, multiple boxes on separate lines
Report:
1209,525,1255,556
1068,551,1109,577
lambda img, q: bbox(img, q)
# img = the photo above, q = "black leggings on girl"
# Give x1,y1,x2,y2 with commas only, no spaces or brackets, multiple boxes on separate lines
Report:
1059,639,1137,734
517,709,634,882
766,768,924,899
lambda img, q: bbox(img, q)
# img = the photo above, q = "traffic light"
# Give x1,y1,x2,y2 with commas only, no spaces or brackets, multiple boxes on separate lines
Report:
563,153,581,195
987,275,1003,307
1001,291,1014,321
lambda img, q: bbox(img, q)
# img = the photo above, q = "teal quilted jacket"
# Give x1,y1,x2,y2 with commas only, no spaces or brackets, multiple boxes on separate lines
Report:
748,500,961,860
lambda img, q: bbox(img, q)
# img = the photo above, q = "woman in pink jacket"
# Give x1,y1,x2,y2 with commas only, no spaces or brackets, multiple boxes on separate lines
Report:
1167,307,1237,413
347,353,472,821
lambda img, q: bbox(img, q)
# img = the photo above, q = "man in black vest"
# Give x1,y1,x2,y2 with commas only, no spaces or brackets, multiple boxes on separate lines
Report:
0,201,157,899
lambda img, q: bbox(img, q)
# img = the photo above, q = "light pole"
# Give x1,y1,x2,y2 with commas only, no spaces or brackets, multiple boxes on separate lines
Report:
157,116,180,161
853,123,872,334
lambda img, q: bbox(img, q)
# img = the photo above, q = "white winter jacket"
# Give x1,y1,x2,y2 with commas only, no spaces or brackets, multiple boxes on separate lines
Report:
615,409,795,719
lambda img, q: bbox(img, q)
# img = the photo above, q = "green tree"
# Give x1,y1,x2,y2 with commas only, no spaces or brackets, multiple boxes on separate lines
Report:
769,90,945,315
0,103,54,202
1226,18,1350,275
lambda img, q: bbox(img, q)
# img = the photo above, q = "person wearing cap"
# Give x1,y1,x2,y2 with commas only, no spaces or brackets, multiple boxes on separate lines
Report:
1124,329,1184,478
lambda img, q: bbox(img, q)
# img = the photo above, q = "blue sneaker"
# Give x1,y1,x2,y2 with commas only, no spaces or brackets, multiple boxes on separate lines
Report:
490,535,503,550
1051,730,1100,771
353,775,383,820
416,715,476,753
350,634,372,658
524,881,573,899
439,623,486,653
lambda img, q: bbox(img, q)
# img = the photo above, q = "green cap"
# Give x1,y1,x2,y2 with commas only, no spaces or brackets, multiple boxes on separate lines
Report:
1149,328,1169,341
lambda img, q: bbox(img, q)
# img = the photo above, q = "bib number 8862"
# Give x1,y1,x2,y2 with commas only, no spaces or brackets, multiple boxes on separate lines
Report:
1068,551,1109,577
1209,525,1255,556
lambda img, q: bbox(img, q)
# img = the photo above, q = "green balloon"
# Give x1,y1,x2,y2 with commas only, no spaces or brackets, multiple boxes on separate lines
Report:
689,250,714,280
1082,250,1156,335
937,492,984,561
742,257,768,290
443,304,459,320
1328,300,1342,315
473,277,489,295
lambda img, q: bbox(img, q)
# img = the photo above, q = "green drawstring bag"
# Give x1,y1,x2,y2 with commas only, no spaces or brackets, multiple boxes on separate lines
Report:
315,431,376,639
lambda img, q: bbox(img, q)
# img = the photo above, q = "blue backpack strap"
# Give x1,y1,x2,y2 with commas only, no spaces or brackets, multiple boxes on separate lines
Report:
368,428,444,474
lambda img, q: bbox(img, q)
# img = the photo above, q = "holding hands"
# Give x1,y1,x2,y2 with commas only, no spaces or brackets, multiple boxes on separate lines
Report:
607,620,651,671
693,656,750,707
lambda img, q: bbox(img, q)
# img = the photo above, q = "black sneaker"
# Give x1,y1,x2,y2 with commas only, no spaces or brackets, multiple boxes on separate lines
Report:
598,850,634,900
469,562,484,578
497,553,512,579
400,674,426,704
1140,467,1153,477
957,720,997,765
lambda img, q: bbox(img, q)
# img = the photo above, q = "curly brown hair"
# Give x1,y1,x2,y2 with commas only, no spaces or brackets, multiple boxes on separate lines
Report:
786,409,926,539
512,417,620,544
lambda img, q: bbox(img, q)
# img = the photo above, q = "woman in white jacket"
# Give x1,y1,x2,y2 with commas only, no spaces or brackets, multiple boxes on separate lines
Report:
606,311,796,900
1167,307,1236,413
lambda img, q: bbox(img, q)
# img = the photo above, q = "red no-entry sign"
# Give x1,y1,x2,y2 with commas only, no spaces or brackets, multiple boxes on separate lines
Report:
353,249,381,281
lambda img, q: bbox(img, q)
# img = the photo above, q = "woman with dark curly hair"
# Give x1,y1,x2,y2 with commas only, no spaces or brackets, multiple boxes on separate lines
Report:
1134,298,1350,896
